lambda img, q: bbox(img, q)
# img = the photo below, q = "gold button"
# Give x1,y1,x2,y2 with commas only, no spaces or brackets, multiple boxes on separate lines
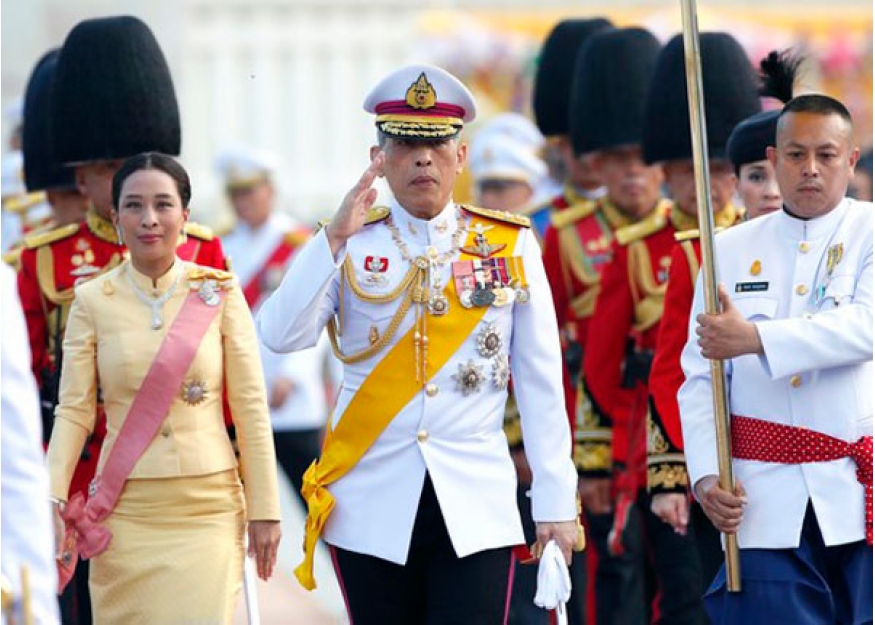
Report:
426,384,439,397
796,284,808,296
790,375,802,388
416,430,429,443
426,246,438,259
798,241,810,253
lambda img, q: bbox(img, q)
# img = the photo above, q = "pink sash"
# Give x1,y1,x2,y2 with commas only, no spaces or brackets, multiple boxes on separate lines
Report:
59,288,225,588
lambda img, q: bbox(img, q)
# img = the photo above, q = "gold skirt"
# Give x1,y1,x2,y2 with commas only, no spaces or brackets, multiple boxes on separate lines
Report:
90,470,245,625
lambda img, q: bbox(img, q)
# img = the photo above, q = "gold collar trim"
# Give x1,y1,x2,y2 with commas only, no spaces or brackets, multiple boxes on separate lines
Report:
86,208,119,245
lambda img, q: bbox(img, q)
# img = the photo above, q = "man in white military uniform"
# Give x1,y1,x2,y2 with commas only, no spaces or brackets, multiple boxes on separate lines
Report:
469,125,547,214
679,95,872,624
257,64,578,623
217,147,336,505
1,264,60,624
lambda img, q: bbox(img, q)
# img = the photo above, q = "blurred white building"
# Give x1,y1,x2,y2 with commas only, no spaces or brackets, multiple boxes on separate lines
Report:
2,0,871,228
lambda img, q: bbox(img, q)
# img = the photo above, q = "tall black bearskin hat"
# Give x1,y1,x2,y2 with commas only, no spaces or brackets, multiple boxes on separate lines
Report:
52,15,181,165
22,50,76,192
726,49,805,170
569,27,661,156
532,18,613,138
641,32,762,165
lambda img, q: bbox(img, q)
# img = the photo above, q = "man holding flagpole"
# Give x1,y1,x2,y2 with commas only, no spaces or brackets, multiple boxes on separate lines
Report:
679,94,872,623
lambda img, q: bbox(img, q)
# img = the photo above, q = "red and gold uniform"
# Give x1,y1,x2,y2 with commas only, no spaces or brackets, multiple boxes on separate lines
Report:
583,204,740,486
542,196,636,469
646,233,702,493
16,208,227,499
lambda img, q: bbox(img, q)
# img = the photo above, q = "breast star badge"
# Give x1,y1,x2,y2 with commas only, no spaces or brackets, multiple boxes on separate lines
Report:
180,379,208,406
452,360,485,396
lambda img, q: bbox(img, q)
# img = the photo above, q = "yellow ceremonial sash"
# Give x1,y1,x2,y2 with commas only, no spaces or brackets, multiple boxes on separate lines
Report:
295,218,523,590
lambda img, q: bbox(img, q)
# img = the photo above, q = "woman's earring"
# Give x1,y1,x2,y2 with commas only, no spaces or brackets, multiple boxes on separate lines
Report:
116,226,123,246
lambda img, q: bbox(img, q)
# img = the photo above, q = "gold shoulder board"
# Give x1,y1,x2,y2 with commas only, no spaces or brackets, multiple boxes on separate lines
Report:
460,204,531,228
284,228,311,247
184,221,215,241
364,206,391,225
23,223,80,250
550,200,596,230
674,229,701,242
615,212,668,246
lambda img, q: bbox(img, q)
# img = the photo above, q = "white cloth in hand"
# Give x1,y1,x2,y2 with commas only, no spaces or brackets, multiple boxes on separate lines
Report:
533,539,571,625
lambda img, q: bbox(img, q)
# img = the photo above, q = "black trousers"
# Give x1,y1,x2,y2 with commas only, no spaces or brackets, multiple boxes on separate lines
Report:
273,428,322,508
644,498,718,625
331,474,514,624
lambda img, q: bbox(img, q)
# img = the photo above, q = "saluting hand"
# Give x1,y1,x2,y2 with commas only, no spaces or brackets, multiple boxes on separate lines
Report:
695,284,763,360
248,520,282,581
325,153,384,255
695,474,747,535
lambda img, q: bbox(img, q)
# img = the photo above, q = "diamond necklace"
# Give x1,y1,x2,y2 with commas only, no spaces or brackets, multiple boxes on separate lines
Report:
126,265,182,330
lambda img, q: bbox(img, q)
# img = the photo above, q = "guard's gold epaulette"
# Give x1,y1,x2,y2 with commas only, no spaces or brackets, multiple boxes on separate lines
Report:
187,266,236,286
460,204,531,228
2,246,23,269
615,211,669,246
674,226,728,242
3,191,46,214
317,205,390,232
284,228,311,248
549,199,596,230
184,221,215,241
23,223,80,250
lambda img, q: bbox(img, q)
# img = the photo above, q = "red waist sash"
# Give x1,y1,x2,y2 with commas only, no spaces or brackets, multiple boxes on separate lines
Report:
731,414,872,545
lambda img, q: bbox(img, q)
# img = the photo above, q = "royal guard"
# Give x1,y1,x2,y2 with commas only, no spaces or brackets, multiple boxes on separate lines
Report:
528,18,612,243
554,27,666,625
582,32,761,625
15,18,227,623
646,50,800,607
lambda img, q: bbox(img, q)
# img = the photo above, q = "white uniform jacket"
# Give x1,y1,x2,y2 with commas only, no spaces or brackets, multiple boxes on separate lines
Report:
679,199,873,549
257,200,577,564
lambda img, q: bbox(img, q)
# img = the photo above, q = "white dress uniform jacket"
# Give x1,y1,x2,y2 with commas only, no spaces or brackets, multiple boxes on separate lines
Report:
1,264,60,624
257,200,578,564
679,199,873,549
225,212,333,432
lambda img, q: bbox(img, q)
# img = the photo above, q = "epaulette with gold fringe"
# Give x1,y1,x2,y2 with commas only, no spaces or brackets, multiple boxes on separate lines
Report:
2,246,23,269
23,223,80,250
460,204,530,228
317,206,390,232
184,221,215,241
615,211,669,246
674,227,728,242
549,199,597,230
284,228,311,248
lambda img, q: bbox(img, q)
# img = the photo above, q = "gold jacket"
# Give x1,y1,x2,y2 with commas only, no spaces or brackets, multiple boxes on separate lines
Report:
47,259,280,521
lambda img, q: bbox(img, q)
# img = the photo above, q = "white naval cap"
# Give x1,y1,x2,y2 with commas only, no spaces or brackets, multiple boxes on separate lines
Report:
363,64,477,140
469,133,547,187
474,113,545,152
214,146,278,190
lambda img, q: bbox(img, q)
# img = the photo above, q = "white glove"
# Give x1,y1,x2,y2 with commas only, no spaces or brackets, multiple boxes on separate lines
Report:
532,539,571,625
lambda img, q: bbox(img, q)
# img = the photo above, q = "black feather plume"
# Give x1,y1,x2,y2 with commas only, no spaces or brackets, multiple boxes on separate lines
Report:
759,49,804,103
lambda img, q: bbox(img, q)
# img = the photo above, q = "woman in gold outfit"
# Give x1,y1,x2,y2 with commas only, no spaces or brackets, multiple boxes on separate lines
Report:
47,152,281,624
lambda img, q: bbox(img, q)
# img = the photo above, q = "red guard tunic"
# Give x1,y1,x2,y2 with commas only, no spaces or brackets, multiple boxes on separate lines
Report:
16,209,228,500
582,200,676,486
646,236,701,493
542,197,635,471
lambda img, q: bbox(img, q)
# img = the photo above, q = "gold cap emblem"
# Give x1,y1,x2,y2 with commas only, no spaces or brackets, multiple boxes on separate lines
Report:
405,73,437,110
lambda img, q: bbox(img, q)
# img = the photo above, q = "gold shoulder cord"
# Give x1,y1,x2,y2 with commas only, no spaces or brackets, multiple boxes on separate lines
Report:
627,241,667,333
327,256,427,365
